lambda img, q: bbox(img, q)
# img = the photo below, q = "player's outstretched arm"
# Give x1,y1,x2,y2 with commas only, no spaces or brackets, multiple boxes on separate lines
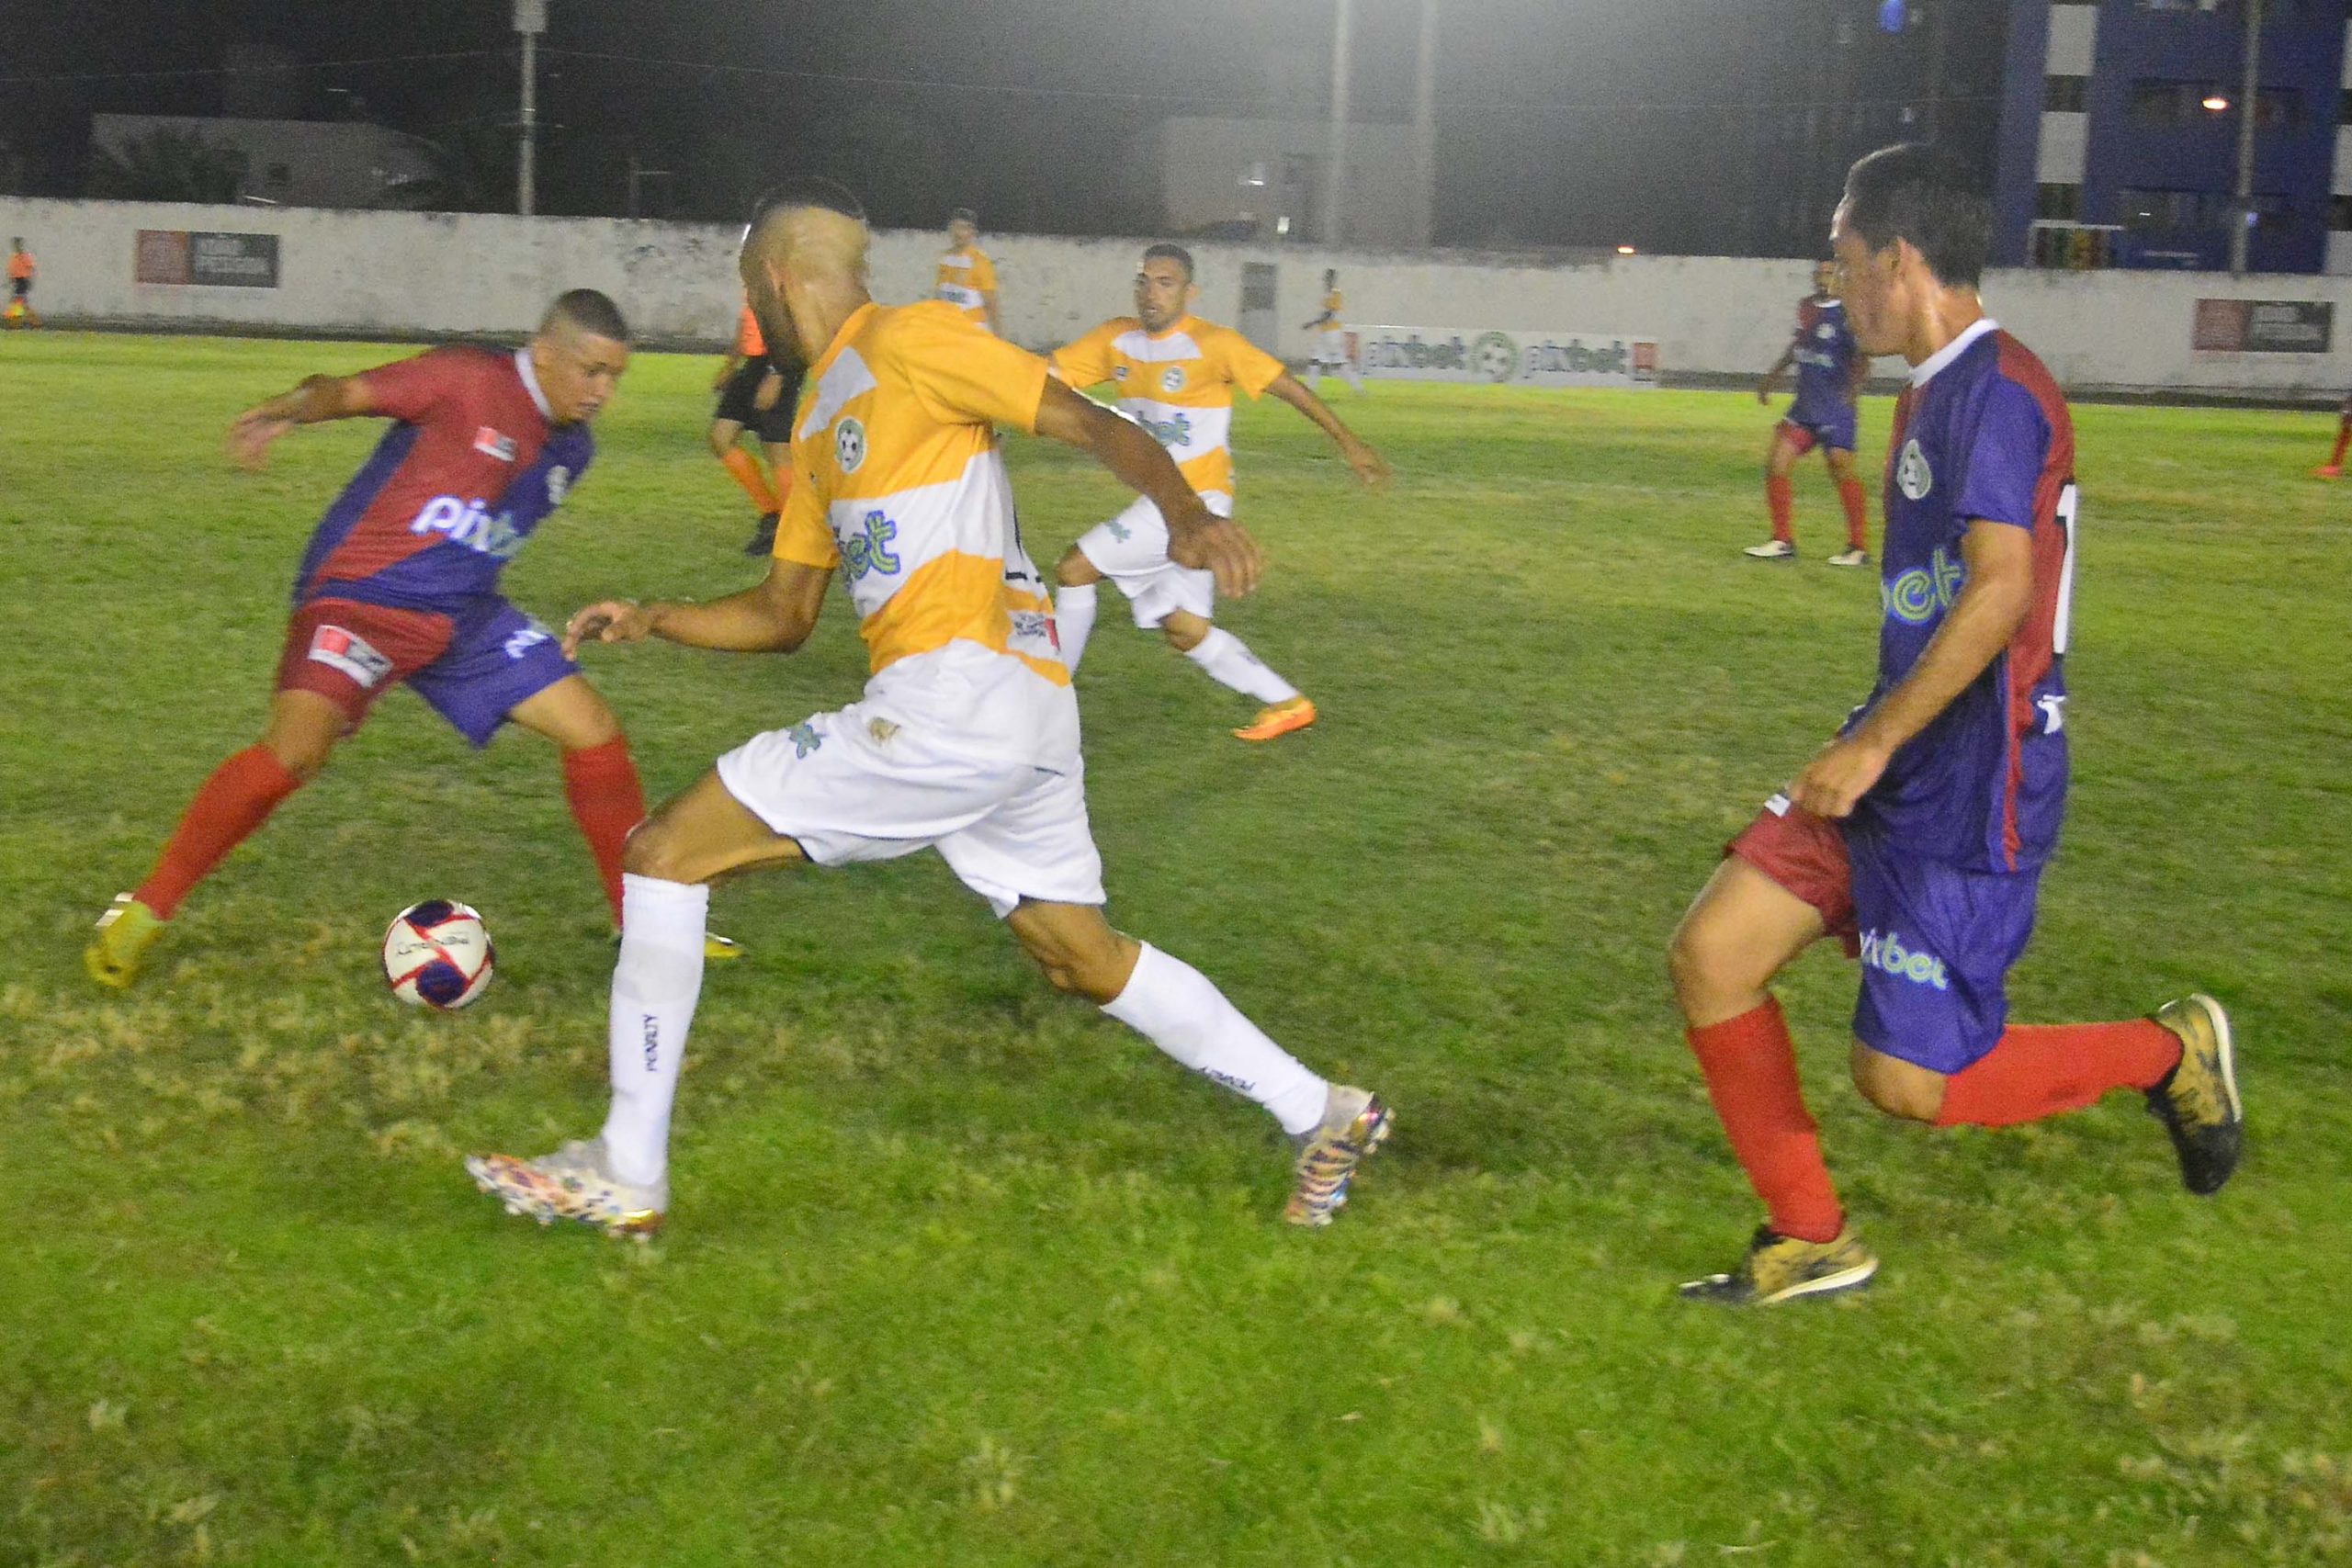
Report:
1789,520,2037,818
1266,372,1390,488
227,373,376,470
1758,346,1794,404
563,560,832,658
1033,378,1263,599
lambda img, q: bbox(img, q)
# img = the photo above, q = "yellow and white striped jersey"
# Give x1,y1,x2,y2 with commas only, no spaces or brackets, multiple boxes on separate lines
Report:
1049,314,1286,502
775,299,1074,766
934,245,998,328
1321,289,1345,326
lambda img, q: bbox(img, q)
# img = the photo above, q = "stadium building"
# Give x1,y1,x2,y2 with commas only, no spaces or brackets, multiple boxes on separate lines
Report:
1994,0,2352,274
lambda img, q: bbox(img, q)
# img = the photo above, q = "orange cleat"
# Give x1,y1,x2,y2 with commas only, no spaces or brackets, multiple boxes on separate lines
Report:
1233,696,1317,742
2313,465,2343,480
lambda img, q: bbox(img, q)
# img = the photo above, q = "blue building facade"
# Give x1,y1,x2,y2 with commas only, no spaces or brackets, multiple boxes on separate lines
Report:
1993,0,2351,273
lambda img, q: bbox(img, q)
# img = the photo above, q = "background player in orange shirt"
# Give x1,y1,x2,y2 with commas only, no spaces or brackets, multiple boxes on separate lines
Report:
1048,244,1387,741
934,208,1000,334
5,239,37,329
709,300,800,553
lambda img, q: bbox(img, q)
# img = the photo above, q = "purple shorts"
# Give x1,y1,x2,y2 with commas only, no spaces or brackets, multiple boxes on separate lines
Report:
1781,405,1858,455
279,594,577,749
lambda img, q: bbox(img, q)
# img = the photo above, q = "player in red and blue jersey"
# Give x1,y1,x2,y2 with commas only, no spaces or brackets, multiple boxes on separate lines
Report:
1745,260,1872,566
2312,391,2351,479
1667,146,2242,1305
86,291,738,987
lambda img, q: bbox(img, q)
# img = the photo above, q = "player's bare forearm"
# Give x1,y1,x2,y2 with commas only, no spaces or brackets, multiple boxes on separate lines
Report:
1791,522,2035,817
1268,373,1390,487
1758,350,1792,401
565,562,829,657
1033,379,1261,596
228,374,372,468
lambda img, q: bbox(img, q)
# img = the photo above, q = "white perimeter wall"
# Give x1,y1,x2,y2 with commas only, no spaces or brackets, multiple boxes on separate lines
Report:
5,197,2349,399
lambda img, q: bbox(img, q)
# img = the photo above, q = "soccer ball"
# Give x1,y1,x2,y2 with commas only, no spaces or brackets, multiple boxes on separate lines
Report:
382,900,494,1010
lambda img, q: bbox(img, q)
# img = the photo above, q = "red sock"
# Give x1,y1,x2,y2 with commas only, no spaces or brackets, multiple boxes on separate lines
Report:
720,447,779,513
1934,1019,2180,1129
1765,476,1794,543
562,737,646,926
1837,477,1869,551
134,746,304,919
2332,419,2350,468
1686,998,1844,1243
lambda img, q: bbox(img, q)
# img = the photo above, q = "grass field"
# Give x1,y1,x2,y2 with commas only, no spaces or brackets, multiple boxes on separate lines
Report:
2,331,2348,1567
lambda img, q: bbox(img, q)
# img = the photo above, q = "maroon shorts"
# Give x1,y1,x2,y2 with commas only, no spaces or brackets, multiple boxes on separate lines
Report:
1727,796,1861,957
276,598,454,726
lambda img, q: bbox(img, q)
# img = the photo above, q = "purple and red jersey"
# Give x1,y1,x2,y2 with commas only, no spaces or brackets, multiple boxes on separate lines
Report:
1847,319,2076,874
1787,296,1859,427
293,345,594,612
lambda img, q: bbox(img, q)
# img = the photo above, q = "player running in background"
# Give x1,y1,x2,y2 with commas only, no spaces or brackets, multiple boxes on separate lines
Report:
2312,392,2350,479
467,182,1390,1238
1302,268,1363,394
1049,244,1387,742
709,299,802,554
935,208,1000,335
1668,146,2240,1306
5,239,37,329
85,290,740,988
1746,259,1871,566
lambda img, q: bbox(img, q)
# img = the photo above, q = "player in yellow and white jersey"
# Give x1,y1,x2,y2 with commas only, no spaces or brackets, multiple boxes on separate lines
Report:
466,180,1391,1240
934,207,1000,334
1049,243,1388,742
1303,268,1363,394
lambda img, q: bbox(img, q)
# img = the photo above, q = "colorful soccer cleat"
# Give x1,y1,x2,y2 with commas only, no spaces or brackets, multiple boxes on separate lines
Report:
466,1137,668,1240
85,893,166,990
1284,1085,1391,1226
2146,993,2242,1196
1678,1224,1878,1306
1234,696,1317,743
1742,538,1797,560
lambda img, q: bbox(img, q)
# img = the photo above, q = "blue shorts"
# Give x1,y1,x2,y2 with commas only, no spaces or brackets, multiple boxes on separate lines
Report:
280,594,578,749
1731,799,2043,1074
1781,405,1857,455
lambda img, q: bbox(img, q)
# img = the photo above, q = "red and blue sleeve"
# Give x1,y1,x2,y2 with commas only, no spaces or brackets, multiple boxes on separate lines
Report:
1952,379,2051,531
356,347,469,423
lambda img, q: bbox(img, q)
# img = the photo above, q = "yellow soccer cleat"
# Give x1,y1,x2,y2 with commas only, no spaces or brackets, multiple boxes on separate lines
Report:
85,894,166,990
704,931,744,963
1678,1224,1878,1306
1234,696,1317,743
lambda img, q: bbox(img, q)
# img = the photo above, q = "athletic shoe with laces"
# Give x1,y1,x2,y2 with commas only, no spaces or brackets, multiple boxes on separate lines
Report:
1283,1085,1391,1226
1825,547,1871,568
85,893,166,990
466,1136,668,1240
1678,1223,1878,1305
1234,696,1317,743
743,510,779,555
1742,538,1796,560
611,928,746,963
2145,993,2242,1196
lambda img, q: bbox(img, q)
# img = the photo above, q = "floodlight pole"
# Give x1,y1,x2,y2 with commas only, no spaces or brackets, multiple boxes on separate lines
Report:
514,0,548,218
2228,0,2262,276
1323,0,1353,247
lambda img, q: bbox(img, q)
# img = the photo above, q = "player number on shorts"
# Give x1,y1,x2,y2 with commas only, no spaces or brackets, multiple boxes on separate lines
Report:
2052,482,2078,656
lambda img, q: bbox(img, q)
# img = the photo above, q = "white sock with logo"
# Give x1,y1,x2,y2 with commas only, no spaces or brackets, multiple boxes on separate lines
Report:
1056,581,1099,672
1101,943,1329,1135
1183,627,1300,705
599,874,708,1188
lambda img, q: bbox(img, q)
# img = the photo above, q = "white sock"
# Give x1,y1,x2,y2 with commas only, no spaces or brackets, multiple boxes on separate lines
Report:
1101,942,1329,1135
599,874,708,1187
1056,581,1099,672
1183,626,1300,705
1344,366,1365,393
1307,365,1324,391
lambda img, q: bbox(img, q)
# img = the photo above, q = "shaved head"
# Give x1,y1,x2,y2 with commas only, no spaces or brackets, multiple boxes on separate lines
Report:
740,178,872,366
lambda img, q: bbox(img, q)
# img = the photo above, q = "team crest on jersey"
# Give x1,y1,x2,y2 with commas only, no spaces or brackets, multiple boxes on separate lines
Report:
472,426,519,462
1159,366,1186,393
1896,437,1933,501
835,416,866,474
1815,323,1837,341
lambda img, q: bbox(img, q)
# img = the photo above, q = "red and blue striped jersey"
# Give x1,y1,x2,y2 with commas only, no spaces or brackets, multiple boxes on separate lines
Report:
1849,320,2076,873
294,345,594,611
1788,296,1859,423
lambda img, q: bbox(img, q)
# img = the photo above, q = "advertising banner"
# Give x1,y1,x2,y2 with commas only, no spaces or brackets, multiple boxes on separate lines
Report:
135,230,282,288
1352,325,1659,388
2191,299,2331,354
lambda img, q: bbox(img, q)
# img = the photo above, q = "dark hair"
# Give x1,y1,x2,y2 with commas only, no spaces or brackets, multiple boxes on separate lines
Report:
1841,143,1992,288
949,207,978,225
1141,243,1194,281
544,288,629,342
746,177,867,235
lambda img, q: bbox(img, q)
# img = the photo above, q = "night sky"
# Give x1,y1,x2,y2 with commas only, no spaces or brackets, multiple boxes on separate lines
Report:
0,0,2009,254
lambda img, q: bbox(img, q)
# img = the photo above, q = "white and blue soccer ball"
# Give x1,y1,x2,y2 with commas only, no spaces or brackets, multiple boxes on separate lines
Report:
382,900,494,1010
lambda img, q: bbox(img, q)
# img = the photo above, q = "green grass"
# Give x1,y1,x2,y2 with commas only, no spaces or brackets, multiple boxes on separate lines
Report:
2,331,2348,1567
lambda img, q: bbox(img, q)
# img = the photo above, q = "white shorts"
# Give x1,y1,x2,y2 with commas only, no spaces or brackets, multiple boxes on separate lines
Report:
1073,491,1232,630
1315,330,1350,367
714,702,1106,918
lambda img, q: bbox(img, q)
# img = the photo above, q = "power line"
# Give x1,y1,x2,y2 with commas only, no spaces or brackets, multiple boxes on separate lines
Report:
0,50,506,88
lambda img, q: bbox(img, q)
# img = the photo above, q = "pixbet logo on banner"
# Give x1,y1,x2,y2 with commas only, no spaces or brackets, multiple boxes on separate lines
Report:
1352,326,1658,388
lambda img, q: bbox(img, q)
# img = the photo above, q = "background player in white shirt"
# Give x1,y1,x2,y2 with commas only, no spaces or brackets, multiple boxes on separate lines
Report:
1303,269,1364,394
